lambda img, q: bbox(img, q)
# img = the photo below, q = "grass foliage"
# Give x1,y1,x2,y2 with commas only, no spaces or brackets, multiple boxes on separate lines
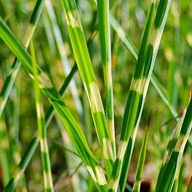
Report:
0,0,191,191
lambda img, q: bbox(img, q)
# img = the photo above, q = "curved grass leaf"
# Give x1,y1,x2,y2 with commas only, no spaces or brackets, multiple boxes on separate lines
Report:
0,17,108,192
3,64,77,192
3,25,97,191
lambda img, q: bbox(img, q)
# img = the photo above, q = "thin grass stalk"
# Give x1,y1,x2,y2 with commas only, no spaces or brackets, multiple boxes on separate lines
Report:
53,160,84,191
45,0,83,118
109,13,178,118
42,15,57,55
172,162,181,192
109,14,138,60
132,117,150,192
60,0,115,174
150,75,178,117
97,0,116,163
155,96,192,191
30,40,54,192
0,18,108,192
109,0,117,9
108,1,172,191
165,0,180,138
167,0,180,109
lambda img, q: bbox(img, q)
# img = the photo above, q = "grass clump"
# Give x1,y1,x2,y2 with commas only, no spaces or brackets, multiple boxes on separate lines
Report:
0,0,191,191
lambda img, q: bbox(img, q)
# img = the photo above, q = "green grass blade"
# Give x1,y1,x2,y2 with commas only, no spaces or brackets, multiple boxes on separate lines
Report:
30,40,54,192
167,0,180,108
108,2,156,191
120,1,173,190
110,11,178,118
110,13,138,60
0,17,108,192
155,96,192,191
109,0,117,9
60,0,115,175
45,0,83,118
132,117,150,192
4,28,95,190
97,0,116,164
150,75,178,117
108,0,172,191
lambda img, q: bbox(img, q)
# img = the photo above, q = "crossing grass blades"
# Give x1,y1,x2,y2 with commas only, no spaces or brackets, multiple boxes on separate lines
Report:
0,0,191,191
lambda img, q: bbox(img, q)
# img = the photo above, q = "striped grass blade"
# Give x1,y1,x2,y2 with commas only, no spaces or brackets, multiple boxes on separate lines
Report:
155,95,192,192
45,0,83,118
0,17,108,192
30,40,54,192
110,14,178,118
3,63,76,191
119,0,173,190
132,115,150,192
4,27,96,191
60,0,115,176
97,0,116,162
108,0,173,191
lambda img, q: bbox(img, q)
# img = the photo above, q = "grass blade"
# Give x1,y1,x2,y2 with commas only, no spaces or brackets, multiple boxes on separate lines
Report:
61,0,115,175
110,12,178,118
4,27,96,191
97,0,116,162
155,95,192,192
132,116,150,192
108,0,173,191
0,17,108,192
30,40,54,192
109,2,156,191
45,0,83,118
120,1,173,190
